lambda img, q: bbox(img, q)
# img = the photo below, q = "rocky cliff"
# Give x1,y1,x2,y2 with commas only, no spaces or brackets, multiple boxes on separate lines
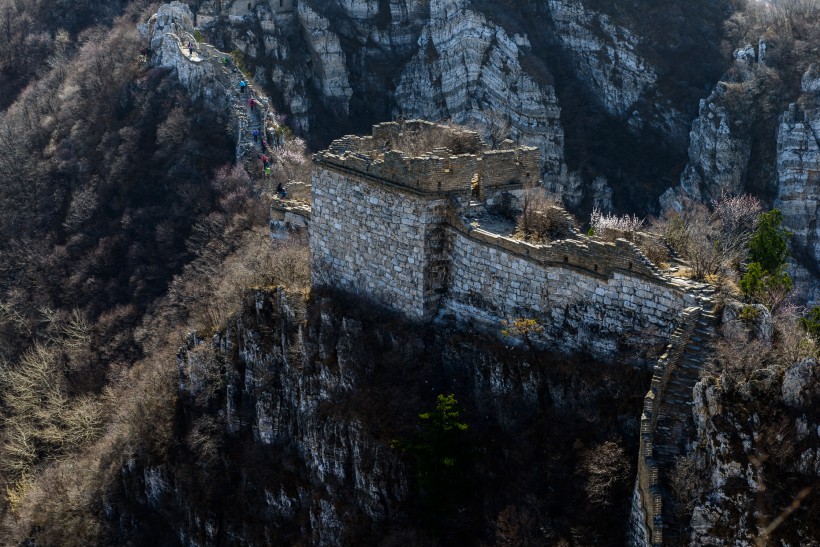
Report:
108,288,652,545
666,56,820,300
669,44,773,208
190,0,730,213
681,355,820,545
659,9,820,300
774,68,820,293
394,0,565,178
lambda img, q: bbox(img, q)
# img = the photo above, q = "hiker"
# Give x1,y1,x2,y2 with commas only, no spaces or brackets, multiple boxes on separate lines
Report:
239,80,246,93
265,166,272,177
261,153,268,164
253,129,260,143
261,140,268,152
276,183,287,198
248,98,256,110
187,41,193,55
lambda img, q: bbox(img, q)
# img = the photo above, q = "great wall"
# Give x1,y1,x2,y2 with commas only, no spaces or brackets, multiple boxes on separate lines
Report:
308,121,698,357
144,5,715,541
304,121,719,545
141,2,284,167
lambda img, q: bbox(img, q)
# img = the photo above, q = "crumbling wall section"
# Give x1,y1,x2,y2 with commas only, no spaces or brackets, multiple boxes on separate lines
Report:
316,121,540,195
441,223,692,356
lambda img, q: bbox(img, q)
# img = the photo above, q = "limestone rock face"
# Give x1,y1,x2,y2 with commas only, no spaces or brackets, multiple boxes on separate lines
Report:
124,288,656,544
685,360,820,545
802,63,820,95
547,0,655,117
782,358,820,408
720,300,772,342
298,2,353,117
147,2,219,101
546,0,696,146
678,88,751,203
394,0,565,177
774,86,820,282
185,0,726,209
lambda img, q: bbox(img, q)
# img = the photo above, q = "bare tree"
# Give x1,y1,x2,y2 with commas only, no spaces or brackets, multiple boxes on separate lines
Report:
654,195,761,279
482,108,512,148
578,441,630,507
516,186,572,242
590,207,644,242
669,453,708,518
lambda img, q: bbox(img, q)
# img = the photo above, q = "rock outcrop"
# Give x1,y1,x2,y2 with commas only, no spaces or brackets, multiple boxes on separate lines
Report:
109,287,655,544
677,86,752,203
298,2,353,118
774,69,820,287
547,0,656,118
394,0,565,177
143,3,220,102
684,356,820,546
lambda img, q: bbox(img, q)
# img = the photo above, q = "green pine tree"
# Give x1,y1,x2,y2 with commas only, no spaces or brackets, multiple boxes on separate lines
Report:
748,209,790,273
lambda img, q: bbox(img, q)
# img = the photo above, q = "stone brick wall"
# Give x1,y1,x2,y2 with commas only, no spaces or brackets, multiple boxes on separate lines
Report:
480,148,541,189
309,120,698,358
633,307,701,546
315,121,540,195
442,225,692,356
310,165,449,319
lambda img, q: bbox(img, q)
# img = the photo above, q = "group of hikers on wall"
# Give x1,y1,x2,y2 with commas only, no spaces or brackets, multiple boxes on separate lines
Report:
221,54,288,198
175,33,287,199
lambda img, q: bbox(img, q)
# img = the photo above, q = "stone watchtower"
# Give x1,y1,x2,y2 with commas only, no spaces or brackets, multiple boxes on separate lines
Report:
309,121,540,320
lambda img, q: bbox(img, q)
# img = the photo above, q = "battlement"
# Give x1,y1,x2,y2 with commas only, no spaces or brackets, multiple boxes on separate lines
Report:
315,120,540,195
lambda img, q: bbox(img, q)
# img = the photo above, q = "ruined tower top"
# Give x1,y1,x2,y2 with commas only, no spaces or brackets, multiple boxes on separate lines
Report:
314,120,541,195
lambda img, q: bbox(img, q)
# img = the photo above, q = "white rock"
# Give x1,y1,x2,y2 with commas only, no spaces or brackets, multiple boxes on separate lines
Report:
782,357,818,408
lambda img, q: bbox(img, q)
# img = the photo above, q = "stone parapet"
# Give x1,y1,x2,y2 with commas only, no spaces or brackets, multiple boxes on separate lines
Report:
315,120,540,195
635,306,701,546
441,223,689,357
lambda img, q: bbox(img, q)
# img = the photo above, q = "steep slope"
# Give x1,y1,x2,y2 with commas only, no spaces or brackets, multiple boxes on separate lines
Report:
108,288,650,546
193,0,733,214
684,354,820,545
0,5,312,541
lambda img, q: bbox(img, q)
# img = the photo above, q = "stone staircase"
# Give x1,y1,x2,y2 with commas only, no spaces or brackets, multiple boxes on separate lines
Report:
164,20,277,164
636,281,717,546
660,297,715,541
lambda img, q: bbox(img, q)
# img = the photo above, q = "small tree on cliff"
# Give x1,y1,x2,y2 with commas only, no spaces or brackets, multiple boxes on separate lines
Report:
740,208,792,312
748,209,791,274
405,393,473,526
516,187,571,242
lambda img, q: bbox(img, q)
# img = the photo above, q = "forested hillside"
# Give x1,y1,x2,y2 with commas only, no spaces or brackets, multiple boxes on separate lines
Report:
0,3,297,541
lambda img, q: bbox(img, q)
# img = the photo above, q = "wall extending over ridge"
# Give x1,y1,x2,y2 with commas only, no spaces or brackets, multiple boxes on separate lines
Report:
443,225,692,355
633,307,701,546
310,121,697,359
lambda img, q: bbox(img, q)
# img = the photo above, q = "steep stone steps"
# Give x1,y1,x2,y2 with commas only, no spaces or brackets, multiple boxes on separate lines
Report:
652,288,717,544
167,21,278,164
